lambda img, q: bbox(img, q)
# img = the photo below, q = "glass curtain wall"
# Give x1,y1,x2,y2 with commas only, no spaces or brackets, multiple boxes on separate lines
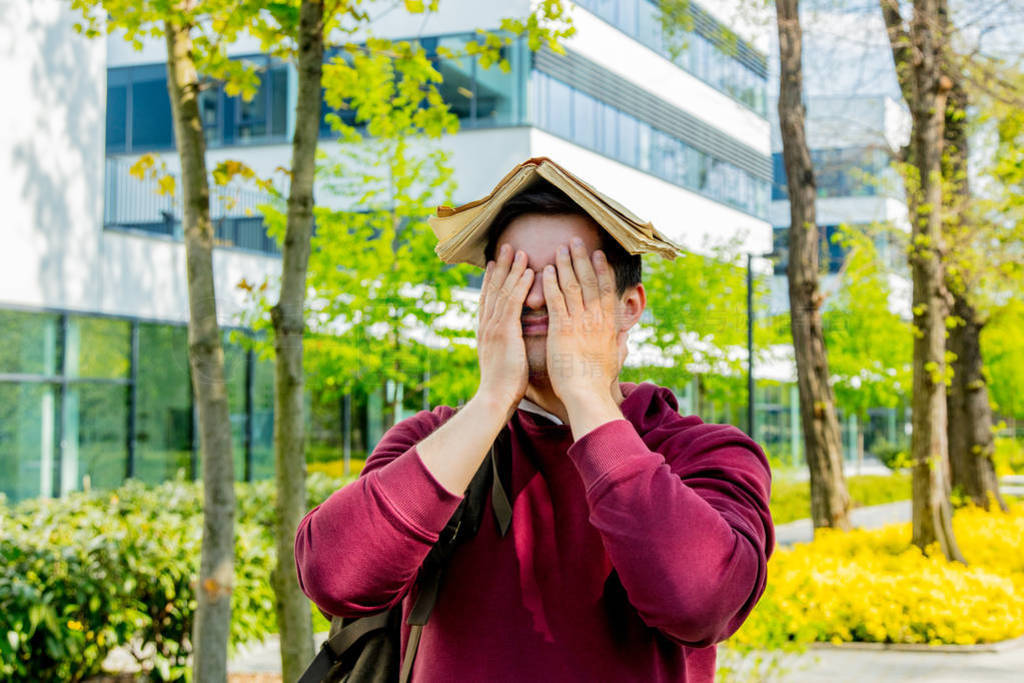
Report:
0,309,276,503
532,71,770,218
576,0,768,114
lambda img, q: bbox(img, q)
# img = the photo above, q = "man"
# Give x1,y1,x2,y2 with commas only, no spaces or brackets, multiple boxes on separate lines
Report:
295,177,774,681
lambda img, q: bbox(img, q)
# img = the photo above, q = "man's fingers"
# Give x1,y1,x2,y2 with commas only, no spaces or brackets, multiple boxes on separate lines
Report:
478,261,494,323
542,264,567,322
570,238,600,306
490,249,528,323
483,244,513,321
554,244,584,314
593,249,617,310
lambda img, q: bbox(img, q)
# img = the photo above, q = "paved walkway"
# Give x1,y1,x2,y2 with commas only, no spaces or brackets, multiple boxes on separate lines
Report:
774,500,911,546
771,642,1024,681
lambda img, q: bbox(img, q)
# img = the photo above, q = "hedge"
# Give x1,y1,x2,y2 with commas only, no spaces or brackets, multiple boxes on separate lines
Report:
0,472,351,682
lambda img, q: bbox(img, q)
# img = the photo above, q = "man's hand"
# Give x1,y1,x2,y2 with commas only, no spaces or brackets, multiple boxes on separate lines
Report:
542,238,626,439
477,243,534,412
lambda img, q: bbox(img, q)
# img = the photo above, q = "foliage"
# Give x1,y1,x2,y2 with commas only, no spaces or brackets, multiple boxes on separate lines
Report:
638,244,778,405
770,473,911,525
983,300,1024,421
730,504,1024,649
0,473,354,681
871,439,912,472
823,225,911,419
993,438,1024,477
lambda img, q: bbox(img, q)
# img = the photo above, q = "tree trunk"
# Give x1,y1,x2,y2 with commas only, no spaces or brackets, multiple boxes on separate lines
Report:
775,0,852,531
164,15,236,683
880,0,964,561
270,1,324,679
947,293,1005,509
941,74,1005,511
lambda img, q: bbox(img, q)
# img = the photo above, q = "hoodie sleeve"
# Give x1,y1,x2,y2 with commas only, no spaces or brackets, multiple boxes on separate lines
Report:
293,407,464,617
566,417,773,648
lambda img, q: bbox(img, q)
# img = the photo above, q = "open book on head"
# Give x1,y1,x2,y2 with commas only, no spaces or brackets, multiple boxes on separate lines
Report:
429,157,682,267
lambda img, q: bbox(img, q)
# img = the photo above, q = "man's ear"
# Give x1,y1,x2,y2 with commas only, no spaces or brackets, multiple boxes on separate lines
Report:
617,284,646,331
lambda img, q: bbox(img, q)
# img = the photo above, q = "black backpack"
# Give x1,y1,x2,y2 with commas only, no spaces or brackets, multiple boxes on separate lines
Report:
299,430,513,683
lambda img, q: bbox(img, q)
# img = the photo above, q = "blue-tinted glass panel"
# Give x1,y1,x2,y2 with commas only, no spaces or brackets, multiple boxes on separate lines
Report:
572,90,597,149
271,66,288,137
772,152,788,200
547,77,573,139
435,36,474,122
131,69,174,149
618,113,638,167
237,65,269,142
475,45,518,126
106,84,128,152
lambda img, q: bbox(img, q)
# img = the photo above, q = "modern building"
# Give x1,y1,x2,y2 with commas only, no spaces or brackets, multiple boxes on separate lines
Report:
2,0,773,502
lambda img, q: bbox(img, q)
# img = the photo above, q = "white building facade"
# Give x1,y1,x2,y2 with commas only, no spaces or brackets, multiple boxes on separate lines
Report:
2,0,772,501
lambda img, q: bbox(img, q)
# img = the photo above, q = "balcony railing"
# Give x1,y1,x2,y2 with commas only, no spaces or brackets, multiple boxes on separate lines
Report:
103,157,280,255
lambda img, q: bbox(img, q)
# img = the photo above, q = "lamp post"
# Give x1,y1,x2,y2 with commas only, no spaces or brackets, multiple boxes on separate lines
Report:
747,253,755,440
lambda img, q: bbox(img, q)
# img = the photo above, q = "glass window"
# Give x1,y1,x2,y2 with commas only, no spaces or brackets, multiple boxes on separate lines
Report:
637,121,652,172
237,65,269,141
0,310,59,376
600,104,618,159
618,113,638,167
66,316,131,380
434,35,475,123
636,1,663,52
0,382,57,503
772,152,788,200
619,0,638,35
271,65,289,137
131,65,174,150
591,0,617,24
547,77,573,139
199,81,222,145
106,83,128,153
474,45,517,126
67,382,129,493
135,323,193,486
572,90,597,149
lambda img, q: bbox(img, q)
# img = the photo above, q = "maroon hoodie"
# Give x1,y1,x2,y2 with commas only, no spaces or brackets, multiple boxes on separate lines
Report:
295,382,774,681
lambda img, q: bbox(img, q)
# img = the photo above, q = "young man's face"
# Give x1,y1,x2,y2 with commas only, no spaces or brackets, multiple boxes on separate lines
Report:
491,213,638,385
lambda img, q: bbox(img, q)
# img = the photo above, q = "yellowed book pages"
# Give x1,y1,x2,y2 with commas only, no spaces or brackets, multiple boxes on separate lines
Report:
430,157,680,267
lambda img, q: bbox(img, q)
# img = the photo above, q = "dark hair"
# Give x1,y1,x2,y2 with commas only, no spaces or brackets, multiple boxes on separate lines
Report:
482,180,642,294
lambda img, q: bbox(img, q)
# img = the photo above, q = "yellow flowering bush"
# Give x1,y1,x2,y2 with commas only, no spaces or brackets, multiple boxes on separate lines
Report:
730,503,1024,649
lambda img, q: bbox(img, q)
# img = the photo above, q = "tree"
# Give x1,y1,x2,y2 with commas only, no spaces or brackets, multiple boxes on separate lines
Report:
941,76,1006,510
70,0,264,677
775,0,852,531
880,0,964,561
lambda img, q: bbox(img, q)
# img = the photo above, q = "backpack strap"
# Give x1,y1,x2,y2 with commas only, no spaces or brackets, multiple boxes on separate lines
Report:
399,428,513,681
297,611,391,683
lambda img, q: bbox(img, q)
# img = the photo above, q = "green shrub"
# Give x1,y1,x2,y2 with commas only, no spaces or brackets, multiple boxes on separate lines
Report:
871,439,912,471
994,437,1024,477
0,472,343,682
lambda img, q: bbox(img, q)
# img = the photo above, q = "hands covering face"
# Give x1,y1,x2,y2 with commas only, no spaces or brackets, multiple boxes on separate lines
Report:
541,237,627,405
476,239,627,411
